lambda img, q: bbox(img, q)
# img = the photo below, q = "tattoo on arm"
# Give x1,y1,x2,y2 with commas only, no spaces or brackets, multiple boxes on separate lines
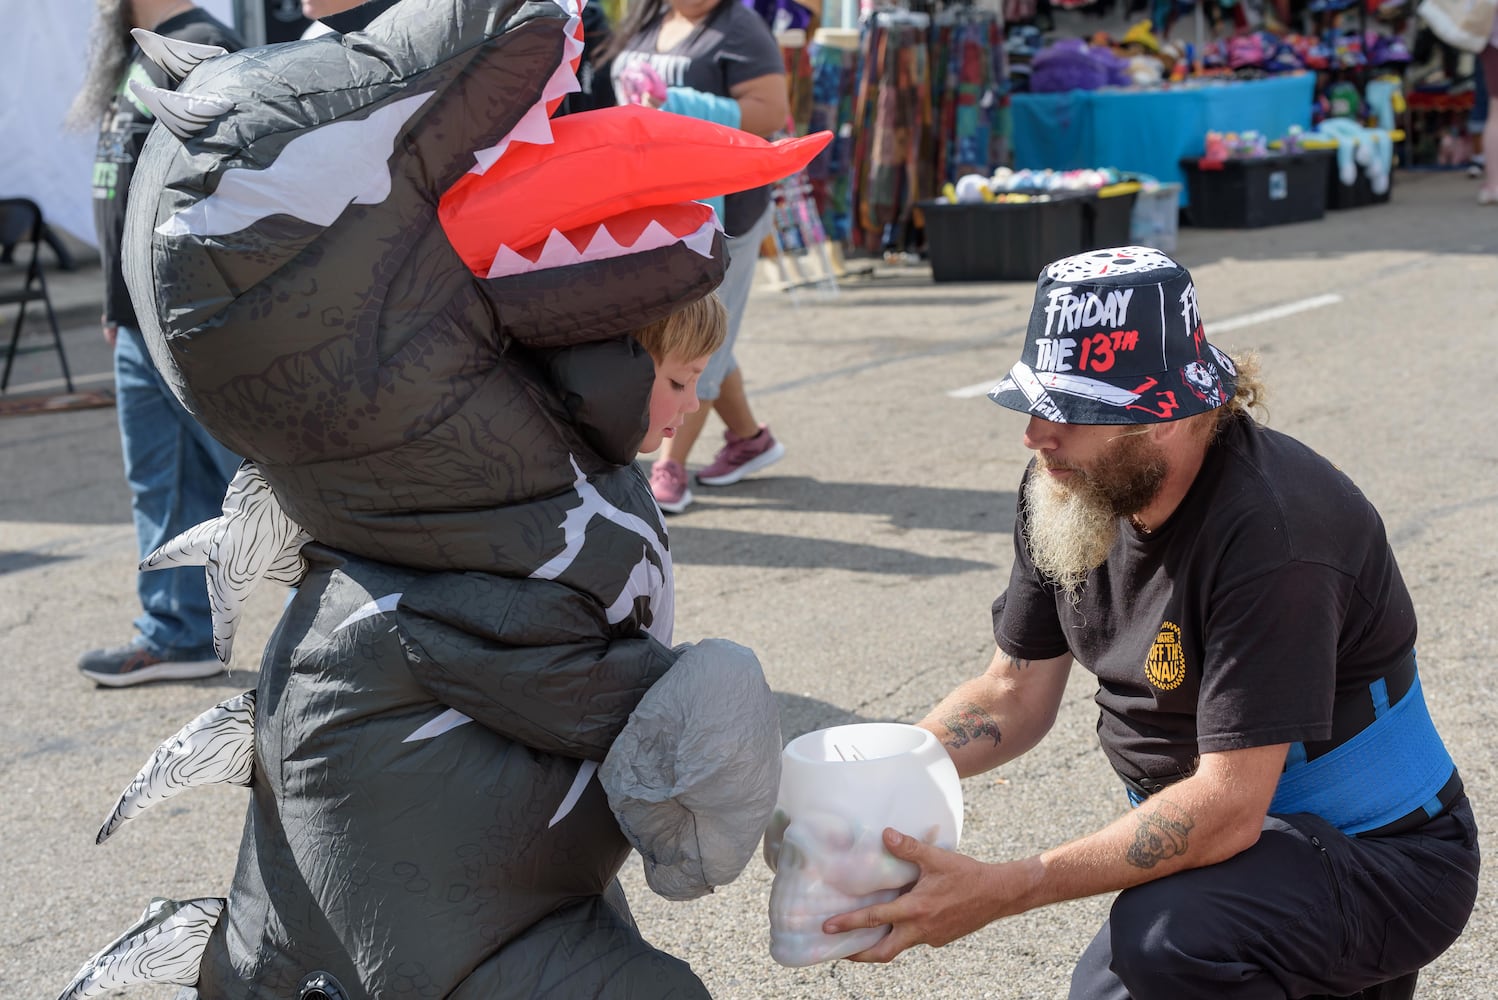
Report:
1125,801,1194,869
942,702,1001,750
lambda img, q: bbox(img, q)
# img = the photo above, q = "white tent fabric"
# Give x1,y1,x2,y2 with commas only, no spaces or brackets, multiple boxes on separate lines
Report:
0,0,234,247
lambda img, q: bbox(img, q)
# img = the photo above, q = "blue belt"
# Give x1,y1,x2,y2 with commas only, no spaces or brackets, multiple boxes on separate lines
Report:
1125,667,1454,836
1269,670,1453,834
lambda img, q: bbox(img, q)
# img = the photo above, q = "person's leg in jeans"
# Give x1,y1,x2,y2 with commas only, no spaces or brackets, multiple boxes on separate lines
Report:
113,324,240,658
1069,804,1479,999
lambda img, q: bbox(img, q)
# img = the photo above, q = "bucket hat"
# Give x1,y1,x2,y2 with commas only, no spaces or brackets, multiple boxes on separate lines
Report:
988,246,1237,424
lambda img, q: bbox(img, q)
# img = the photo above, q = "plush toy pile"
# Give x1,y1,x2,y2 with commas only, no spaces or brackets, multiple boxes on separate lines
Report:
938,166,1132,203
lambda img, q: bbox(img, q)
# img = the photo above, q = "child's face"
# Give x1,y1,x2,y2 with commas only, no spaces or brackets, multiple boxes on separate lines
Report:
640,351,707,453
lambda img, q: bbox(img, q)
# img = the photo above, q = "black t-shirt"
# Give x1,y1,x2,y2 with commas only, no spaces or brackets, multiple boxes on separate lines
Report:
92,10,243,328
992,416,1418,795
609,1,784,236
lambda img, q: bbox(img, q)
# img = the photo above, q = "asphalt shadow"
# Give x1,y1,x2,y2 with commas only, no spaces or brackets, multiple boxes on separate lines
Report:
773,690,901,744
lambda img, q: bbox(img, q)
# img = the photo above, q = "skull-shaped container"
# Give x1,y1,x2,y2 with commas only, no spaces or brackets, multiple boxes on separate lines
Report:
762,722,964,967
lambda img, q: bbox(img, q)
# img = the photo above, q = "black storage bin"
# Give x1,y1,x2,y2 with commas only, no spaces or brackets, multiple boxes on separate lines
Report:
921,195,1089,282
1179,150,1333,228
1084,190,1139,249
1326,160,1394,210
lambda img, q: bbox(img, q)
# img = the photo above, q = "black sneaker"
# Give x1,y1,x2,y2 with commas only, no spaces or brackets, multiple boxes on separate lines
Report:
78,641,222,688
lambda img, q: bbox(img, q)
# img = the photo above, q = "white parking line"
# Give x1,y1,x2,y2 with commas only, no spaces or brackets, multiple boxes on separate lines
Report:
1209,292,1344,332
2,370,114,396
946,292,1345,399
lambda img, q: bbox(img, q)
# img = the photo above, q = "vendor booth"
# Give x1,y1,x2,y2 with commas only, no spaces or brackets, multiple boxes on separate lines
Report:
1010,73,1318,204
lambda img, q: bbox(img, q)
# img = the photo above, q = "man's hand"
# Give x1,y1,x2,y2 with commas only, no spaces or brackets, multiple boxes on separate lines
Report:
101,316,118,347
822,828,1021,963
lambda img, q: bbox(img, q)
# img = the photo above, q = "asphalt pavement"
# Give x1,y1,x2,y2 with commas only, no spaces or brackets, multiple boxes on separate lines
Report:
2,169,1495,999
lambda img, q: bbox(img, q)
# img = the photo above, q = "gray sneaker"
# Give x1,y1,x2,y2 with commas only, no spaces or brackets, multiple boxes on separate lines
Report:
78,641,222,688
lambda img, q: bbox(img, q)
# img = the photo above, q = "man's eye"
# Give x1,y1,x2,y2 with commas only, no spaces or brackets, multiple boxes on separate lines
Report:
671,380,687,391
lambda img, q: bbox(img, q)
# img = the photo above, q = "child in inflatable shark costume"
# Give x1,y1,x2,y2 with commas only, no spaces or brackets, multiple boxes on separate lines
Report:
58,2,830,997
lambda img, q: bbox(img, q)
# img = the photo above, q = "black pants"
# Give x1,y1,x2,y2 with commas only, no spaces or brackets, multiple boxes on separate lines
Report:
1069,799,1479,1000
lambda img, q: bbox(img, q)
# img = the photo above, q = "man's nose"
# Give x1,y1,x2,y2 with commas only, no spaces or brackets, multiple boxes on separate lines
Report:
1023,416,1059,452
684,394,702,414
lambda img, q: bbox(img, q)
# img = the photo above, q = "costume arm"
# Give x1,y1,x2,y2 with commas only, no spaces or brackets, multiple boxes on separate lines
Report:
397,571,678,760
827,742,1288,960
917,646,1073,778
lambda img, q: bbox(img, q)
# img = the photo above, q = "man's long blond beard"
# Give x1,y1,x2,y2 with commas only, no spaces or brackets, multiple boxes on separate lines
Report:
1022,431,1168,600
1023,471,1119,601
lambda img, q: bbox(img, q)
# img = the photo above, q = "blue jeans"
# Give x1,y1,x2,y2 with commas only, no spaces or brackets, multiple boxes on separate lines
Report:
114,324,242,658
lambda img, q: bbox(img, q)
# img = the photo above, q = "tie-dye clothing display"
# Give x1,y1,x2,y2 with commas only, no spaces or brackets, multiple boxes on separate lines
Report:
807,42,860,242
835,8,1009,254
931,10,1010,189
851,14,936,253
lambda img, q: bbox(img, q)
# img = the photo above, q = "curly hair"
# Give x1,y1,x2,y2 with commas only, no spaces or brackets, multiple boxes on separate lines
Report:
65,0,132,132
1206,348,1268,441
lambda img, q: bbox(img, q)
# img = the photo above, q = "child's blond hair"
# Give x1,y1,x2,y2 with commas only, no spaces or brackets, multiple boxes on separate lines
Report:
631,292,727,363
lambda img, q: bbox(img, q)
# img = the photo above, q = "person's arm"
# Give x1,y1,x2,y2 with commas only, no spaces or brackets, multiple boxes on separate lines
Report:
917,646,1073,778
824,741,1289,960
729,71,789,137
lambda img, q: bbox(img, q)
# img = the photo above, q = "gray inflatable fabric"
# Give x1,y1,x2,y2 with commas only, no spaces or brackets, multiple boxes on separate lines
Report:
54,0,832,996
604,639,784,902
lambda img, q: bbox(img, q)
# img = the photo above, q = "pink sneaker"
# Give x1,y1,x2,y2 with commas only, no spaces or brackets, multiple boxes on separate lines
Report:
696,425,785,486
650,458,693,514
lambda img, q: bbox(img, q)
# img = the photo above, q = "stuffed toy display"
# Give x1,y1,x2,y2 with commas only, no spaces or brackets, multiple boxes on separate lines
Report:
57,1,829,997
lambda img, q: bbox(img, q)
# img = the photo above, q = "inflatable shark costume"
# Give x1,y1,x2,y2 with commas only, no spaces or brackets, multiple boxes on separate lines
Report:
58,2,829,997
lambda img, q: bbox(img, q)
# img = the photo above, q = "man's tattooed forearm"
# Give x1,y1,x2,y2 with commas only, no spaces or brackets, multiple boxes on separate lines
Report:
942,702,1001,749
1125,801,1194,869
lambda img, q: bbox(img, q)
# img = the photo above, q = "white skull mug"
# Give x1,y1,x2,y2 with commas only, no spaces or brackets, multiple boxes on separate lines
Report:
762,723,964,967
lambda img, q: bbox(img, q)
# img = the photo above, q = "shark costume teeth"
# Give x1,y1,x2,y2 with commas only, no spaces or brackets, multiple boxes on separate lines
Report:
140,464,309,665
128,29,228,83
96,691,256,845
486,205,719,279
470,0,587,172
126,81,232,140
55,897,225,1000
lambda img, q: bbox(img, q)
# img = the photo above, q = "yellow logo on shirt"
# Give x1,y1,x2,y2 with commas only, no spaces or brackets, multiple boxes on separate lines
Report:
1145,621,1186,691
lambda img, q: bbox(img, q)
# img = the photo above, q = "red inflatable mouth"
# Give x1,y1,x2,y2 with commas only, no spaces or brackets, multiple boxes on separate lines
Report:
439,106,832,277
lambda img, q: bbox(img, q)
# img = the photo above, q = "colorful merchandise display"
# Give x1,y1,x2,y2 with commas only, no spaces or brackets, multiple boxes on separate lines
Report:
785,0,1414,266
